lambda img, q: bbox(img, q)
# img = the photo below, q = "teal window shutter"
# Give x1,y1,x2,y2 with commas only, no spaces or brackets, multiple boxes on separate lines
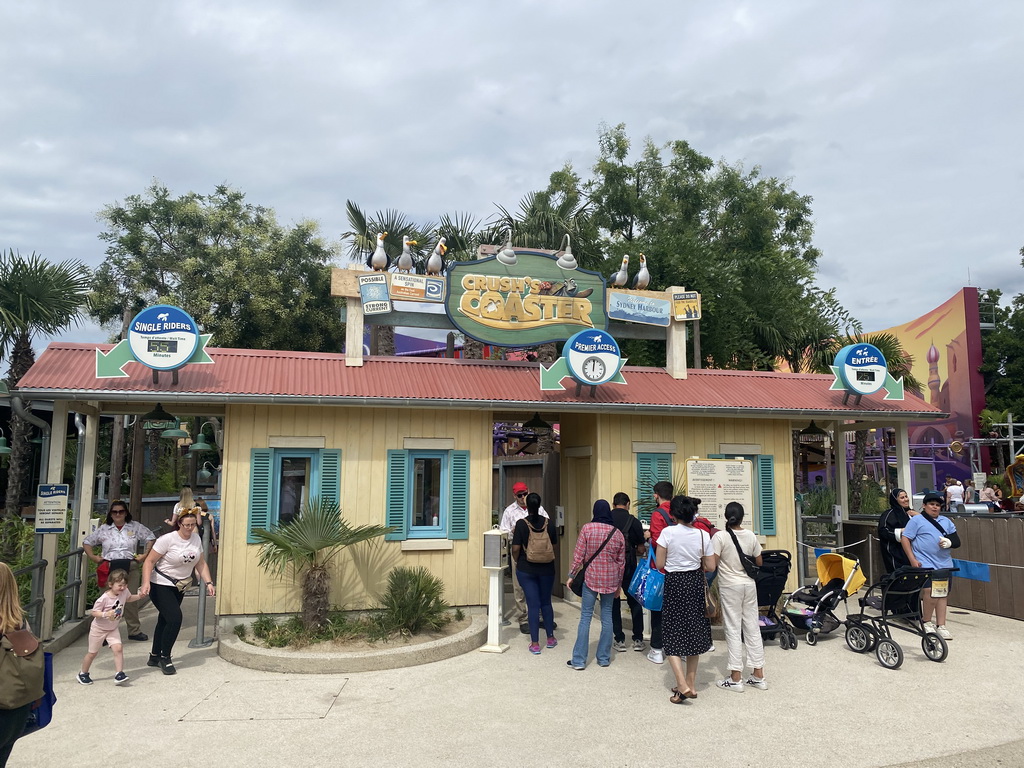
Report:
636,453,672,524
318,449,342,507
757,454,777,535
248,449,273,544
385,450,409,541
448,450,470,540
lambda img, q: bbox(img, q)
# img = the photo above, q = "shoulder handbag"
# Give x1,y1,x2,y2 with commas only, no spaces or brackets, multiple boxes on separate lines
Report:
922,514,960,549
628,547,665,611
154,565,195,593
570,526,617,597
727,528,760,579
0,626,45,710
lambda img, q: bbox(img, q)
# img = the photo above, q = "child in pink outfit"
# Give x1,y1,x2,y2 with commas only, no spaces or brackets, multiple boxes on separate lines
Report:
78,569,143,685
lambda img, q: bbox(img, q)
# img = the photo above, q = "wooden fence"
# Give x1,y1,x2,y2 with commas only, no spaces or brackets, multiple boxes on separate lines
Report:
841,515,1024,622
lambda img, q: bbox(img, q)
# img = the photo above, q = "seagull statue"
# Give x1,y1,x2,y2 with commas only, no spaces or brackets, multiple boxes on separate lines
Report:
425,237,447,276
367,232,390,272
397,235,418,273
496,230,518,266
610,254,630,287
556,234,578,270
632,253,650,289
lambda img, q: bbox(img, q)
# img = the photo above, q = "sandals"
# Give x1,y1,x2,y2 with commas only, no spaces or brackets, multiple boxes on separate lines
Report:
670,691,691,704
671,686,698,700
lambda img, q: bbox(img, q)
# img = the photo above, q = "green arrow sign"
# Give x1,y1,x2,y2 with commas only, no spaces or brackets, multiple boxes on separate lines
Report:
540,358,571,391
187,335,214,364
882,372,905,400
96,340,133,378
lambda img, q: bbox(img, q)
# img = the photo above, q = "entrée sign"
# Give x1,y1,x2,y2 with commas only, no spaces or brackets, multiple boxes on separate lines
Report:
445,250,608,347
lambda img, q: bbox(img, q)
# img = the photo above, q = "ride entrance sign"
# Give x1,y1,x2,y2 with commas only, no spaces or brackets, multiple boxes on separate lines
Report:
96,304,213,378
829,342,904,401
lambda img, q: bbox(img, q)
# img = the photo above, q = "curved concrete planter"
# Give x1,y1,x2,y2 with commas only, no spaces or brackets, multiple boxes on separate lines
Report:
219,608,488,673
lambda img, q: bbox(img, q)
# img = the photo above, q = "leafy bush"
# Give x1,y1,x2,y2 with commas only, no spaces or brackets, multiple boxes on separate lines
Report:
379,566,451,635
251,613,276,639
234,624,247,640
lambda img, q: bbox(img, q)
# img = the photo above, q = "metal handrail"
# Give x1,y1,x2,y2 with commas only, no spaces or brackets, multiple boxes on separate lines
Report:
56,547,85,623
13,560,47,638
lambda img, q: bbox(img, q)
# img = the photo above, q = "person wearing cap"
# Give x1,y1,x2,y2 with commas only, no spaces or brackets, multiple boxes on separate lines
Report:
900,492,958,640
499,482,549,630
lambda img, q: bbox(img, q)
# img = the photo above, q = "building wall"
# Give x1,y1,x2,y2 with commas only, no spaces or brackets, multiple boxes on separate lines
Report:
218,404,492,616
558,412,797,585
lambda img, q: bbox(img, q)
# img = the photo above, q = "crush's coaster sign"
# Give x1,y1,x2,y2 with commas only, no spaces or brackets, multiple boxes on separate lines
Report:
445,250,608,346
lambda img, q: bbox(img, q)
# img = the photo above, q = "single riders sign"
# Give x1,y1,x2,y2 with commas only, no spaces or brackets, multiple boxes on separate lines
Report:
445,250,608,346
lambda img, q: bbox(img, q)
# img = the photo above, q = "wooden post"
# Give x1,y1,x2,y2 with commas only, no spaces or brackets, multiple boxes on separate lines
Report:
665,285,688,379
345,299,365,367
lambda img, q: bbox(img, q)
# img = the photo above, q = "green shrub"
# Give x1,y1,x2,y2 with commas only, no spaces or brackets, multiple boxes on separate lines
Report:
454,607,465,622
379,566,451,635
251,613,276,639
234,624,247,640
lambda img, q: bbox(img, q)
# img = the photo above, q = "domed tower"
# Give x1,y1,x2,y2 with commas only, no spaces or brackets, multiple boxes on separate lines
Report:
927,342,941,404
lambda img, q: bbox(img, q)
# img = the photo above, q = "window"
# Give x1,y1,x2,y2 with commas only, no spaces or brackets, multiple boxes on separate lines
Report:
248,448,341,543
635,452,673,524
385,449,469,541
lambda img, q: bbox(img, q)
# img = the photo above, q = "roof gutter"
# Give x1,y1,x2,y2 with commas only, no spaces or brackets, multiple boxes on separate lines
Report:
12,387,946,423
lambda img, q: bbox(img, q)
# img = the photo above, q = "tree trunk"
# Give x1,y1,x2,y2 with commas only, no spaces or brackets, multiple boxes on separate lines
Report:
462,337,484,359
850,431,868,516
4,333,36,519
302,564,331,630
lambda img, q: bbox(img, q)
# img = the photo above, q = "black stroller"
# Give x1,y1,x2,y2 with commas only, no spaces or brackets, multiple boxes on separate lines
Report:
844,566,951,669
754,550,798,650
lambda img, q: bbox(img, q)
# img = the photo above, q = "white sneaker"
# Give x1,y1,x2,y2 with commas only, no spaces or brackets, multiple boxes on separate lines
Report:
716,677,745,693
936,625,953,640
647,648,665,664
923,621,937,634
745,676,768,690
707,642,715,653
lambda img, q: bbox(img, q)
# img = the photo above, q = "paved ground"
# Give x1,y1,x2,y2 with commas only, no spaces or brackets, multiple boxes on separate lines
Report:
9,597,1024,768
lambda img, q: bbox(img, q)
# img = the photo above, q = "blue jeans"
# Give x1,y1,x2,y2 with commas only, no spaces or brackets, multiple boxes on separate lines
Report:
572,584,614,667
516,568,555,643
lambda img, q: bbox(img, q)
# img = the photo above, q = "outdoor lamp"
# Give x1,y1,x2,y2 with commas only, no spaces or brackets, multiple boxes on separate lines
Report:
523,412,552,431
197,461,217,484
161,425,189,439
799,421,828,442
0,428,10,456
142,402,176,422
189,420,222,454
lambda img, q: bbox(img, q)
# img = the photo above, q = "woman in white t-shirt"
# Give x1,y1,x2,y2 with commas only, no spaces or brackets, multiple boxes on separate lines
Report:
945,481,965,511
655,495,715,704
711,502,767,693
139,510,215,675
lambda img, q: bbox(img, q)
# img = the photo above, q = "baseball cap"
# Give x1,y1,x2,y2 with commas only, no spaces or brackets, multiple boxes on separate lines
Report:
923,492,944,505
512,482,528,495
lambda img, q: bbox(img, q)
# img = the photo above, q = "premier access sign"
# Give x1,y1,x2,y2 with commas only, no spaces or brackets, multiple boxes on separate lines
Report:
541,329,627,391
96,304,213,378
829,342,904,401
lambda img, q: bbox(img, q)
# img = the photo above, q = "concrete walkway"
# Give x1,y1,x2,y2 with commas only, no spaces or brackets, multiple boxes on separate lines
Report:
9,597,1023,768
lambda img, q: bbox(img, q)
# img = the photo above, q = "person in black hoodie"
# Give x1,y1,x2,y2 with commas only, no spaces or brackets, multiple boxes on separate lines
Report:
878,488,915,573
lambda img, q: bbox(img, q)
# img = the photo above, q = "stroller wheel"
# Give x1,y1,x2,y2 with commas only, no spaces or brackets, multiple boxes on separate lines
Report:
806,631,817,646
778,633,789,650
876,638,904,670
789,632,798,649
922,632,948,663
845,624,872,653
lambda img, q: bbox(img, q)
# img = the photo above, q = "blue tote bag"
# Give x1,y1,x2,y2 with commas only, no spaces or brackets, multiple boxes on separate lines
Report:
628,550,665,611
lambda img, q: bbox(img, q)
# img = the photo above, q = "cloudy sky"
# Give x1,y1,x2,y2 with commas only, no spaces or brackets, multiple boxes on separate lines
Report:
2,1,1022,350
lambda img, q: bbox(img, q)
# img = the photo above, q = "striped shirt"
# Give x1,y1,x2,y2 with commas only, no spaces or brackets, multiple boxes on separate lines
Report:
570,522,625,595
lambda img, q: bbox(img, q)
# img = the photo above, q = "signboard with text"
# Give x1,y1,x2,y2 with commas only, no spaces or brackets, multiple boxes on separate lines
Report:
359,274,392,315
684,458,754,530
607,290,671,327
445,250,608,347
35,484,69,534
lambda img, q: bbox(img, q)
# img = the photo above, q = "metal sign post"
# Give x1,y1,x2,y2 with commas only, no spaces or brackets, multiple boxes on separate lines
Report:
189,520,215,648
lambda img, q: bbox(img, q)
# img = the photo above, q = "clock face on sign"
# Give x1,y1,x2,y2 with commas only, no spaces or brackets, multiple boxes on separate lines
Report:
835,343,887,395
564,329,621,386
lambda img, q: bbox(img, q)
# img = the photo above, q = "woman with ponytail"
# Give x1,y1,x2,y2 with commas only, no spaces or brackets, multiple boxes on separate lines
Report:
711,502,767,692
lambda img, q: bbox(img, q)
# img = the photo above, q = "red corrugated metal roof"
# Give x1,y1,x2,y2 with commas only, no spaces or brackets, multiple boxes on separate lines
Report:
15,343,943,420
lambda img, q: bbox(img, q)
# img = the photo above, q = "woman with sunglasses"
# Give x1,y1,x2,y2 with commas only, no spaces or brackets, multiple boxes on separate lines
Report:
139,510,215,675
82,501,155,641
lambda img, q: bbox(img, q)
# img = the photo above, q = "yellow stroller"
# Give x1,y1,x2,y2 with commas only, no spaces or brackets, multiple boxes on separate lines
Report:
783,552,866,645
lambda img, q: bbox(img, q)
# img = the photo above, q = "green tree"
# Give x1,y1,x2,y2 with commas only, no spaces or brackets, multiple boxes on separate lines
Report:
0,250,91,521
253,496,392,630
979,286,1024,419
91,181,345,352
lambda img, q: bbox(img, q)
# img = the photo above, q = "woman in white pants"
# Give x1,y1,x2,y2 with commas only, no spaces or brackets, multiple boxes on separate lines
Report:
710,502,767,692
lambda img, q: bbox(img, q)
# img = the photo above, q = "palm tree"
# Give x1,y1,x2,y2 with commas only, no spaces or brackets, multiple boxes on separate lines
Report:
253,496,392,630
0,250,91,519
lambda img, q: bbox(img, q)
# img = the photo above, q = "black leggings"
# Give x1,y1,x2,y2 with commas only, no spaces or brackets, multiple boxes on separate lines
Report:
149,584,185,658
0,703,30,768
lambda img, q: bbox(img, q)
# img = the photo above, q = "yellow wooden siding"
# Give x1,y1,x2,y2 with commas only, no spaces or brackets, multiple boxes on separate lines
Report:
218,405,491,616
